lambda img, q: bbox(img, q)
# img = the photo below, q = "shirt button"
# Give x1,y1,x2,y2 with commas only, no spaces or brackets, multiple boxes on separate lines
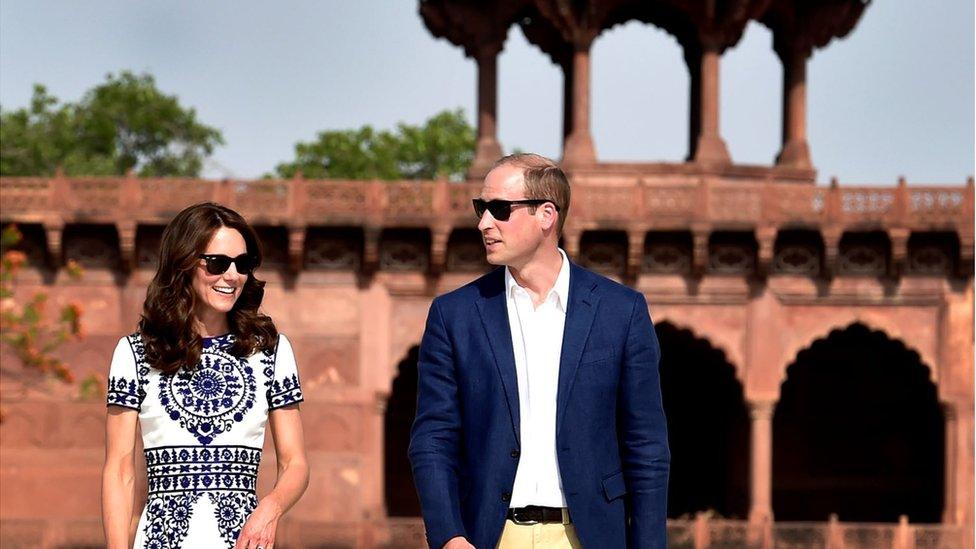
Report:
510,449,520,458
502,492,511,502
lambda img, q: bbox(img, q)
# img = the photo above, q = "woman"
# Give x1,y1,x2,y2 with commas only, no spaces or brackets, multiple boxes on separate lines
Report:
102,203,308,549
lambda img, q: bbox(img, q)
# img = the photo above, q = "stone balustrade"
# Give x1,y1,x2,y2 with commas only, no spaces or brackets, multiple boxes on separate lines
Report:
1,174,972,279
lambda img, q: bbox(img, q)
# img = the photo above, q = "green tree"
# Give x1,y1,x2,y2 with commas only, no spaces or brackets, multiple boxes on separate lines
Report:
273,109,475,181
1,71,223,177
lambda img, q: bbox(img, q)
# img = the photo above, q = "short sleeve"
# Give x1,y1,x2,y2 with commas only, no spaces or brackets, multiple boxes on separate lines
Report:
267,334,304,410
106,336,143,410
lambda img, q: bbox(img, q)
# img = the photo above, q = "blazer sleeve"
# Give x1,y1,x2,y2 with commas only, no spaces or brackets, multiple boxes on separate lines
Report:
618,291,671,549
408,299,467,549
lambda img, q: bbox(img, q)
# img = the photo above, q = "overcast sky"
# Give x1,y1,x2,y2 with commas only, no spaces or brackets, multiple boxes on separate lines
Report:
1,1,972,185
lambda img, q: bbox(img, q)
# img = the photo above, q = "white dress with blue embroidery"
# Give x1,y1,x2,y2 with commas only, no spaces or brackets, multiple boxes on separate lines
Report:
106,333,304,549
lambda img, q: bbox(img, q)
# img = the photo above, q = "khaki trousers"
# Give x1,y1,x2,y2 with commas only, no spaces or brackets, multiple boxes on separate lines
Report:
496,519,583,548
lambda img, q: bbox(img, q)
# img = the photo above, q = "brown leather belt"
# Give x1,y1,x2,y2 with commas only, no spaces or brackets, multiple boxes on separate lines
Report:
507,506,571,525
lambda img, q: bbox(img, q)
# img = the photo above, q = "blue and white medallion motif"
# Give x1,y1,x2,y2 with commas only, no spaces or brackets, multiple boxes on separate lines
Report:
159,338,257,445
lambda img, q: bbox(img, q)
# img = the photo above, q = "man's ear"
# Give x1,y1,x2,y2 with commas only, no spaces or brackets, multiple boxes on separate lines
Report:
539,203,558,232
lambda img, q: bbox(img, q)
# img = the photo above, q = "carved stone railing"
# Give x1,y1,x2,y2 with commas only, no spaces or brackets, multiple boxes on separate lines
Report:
1,175,972,278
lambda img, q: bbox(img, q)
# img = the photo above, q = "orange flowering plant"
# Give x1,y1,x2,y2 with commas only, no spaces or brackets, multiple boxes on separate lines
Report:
0,224,85,387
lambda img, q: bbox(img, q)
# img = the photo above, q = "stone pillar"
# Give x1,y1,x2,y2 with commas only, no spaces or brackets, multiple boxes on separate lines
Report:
775,46,812,169
748,400,775,525
942,402,958,524
468,45,504,180
562,43,597,167
686,43,731,165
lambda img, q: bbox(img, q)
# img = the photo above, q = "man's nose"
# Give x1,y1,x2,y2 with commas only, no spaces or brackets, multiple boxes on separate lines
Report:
477,210,495,231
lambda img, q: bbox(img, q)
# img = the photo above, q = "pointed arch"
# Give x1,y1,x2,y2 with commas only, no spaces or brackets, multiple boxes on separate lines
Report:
773,322,944,522
652,315,744,384
655,321,750,518
779,312,939,393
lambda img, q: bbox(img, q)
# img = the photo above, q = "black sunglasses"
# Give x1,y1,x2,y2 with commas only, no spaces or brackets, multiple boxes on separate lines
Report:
198,254,257,275
472,198,559,221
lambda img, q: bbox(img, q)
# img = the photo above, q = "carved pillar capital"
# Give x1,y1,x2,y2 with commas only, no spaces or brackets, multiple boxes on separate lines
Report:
626,228,646,282
430,225,452,276
287,226,306,274
42,219,64,268
115,220,137,273
756,226,778,277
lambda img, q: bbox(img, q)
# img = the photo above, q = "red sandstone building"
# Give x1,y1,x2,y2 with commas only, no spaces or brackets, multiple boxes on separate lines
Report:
1,1,973,547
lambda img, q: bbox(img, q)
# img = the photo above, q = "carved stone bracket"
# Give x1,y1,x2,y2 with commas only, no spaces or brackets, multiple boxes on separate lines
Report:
756,226,777,277
115,220,137,272
692,228,710,276
888,227,910,278
288,226,307,274
42,219,64,268
430,226,452,276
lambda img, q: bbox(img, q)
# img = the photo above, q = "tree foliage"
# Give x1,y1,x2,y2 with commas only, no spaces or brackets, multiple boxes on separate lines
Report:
0,225,84,386
1,71,223,177
272,109,475,181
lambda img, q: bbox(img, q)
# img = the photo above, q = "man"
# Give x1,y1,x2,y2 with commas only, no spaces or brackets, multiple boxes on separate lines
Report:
409,153,669,548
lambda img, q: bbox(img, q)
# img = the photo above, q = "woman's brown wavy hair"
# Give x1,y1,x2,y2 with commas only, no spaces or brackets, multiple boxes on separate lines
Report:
138,202,278,374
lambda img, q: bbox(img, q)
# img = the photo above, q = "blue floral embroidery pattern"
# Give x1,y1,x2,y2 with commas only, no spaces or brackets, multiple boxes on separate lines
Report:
208,491,259,549
106,334,151,410
143,492,202,548
145,446,261,495
143,444,262,547
159,338,256,445
263,337,305,410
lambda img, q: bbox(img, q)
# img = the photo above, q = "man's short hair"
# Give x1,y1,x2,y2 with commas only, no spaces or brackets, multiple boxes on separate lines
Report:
491,153,571,235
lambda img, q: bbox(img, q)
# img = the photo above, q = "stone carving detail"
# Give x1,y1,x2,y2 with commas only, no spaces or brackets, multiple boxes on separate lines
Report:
450,183,483,216
710,188,761,223
64,228,119,268
137,226,164,267
644,234,692,274
578,233,626,275
911,190,965,223
576,187,634,220
380,232,429,271
645,187,695,216
0,178,51,211
140,179,214,212
774,244,820,275
709,241,756,274
841,190,894,218
307,182,368,215
839,243,887,275
387,183,434,216
908,244,952,275
305,231,361,271
234,181,289,216
69,179,121,213
446,230,489,272
774,187,826,220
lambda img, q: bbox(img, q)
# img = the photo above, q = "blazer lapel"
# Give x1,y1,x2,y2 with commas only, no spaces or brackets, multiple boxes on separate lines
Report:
556,263,600,436
475,270,521,442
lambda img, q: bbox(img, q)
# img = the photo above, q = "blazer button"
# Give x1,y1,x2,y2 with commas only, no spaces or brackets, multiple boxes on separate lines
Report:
502,492,511,502
510,449,520,458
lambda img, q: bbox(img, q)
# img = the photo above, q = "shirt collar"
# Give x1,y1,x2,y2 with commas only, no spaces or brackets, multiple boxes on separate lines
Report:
505,248,571,311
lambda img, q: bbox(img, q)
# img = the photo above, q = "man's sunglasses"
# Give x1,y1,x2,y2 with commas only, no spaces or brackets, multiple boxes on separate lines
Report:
198,254,257,275
472,198,560,222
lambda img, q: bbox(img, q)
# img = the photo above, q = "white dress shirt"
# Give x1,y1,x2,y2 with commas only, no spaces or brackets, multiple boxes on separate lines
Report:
505,248,571,508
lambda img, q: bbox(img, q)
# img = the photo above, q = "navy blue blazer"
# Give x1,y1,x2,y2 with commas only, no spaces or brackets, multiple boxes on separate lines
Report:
409,262,670,548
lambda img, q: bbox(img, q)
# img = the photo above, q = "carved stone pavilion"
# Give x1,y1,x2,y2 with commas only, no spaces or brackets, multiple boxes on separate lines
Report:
0,0,973,547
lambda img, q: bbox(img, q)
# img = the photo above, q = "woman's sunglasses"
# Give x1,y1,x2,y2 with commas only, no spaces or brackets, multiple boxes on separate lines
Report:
198,254,257,275
472,198,559,221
